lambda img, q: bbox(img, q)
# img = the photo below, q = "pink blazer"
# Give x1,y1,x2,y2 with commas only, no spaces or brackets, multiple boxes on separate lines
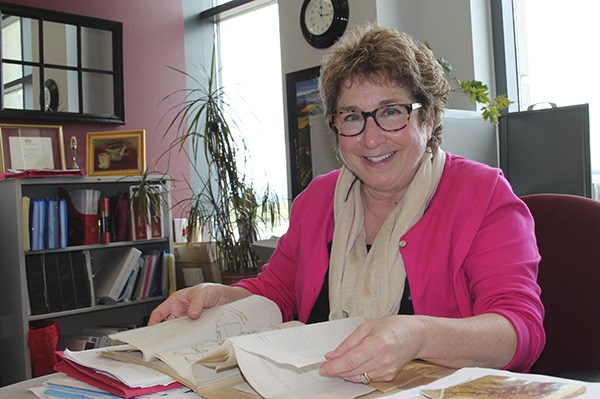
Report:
235,152,545,372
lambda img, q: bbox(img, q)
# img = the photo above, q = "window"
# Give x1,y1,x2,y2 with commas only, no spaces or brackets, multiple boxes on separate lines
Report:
216,1,288,234
502,0,599,186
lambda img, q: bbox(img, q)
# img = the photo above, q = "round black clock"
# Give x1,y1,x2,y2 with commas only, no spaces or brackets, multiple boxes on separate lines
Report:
300,0,349,49
44,79,59,112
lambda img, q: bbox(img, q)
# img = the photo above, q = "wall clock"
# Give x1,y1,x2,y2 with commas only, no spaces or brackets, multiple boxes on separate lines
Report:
44,78,59,112
300,0,349,49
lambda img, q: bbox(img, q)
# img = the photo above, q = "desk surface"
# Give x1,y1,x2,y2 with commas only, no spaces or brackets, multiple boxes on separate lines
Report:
0,374,54,399
3,369,599,399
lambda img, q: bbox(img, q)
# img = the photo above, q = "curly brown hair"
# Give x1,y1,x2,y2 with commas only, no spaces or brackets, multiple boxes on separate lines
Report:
318,23,450,151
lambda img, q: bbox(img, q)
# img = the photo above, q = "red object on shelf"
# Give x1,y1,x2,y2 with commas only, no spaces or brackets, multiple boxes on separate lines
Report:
99,197,111,244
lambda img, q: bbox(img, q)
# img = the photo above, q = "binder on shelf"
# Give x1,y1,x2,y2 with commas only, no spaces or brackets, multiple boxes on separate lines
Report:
148,250,165,298
56,252,78,311
22,196,31,251
58,198,68,248
46,198,59,250
143,250,164,299
59,187,101,246
161,250,176,295
93,247,143,304
44,254,64,313
30,198,46,251
138,253,154,300
25,255,49,315
70,251,93,308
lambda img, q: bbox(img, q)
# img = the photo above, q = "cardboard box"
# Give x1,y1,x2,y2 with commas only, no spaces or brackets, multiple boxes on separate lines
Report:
173,242,221,286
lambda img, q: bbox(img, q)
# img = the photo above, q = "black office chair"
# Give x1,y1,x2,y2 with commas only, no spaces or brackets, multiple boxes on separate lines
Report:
521,193,600,381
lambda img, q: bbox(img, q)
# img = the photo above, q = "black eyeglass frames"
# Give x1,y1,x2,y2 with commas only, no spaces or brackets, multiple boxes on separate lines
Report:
327,102,422,137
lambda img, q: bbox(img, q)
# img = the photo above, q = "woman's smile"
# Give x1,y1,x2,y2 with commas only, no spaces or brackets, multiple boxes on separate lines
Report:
364,151,396,164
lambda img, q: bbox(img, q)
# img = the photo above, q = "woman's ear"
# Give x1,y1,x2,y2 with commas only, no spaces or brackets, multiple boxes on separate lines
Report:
423,109,436,140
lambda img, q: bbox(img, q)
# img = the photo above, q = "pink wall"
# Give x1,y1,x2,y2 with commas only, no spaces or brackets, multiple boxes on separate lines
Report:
5,0,191,214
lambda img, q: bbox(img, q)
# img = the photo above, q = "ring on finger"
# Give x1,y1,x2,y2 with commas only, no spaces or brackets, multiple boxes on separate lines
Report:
359,372,371,384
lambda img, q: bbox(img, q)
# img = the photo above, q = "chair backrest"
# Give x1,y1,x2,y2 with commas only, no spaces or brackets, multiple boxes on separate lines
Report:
521,193,600,376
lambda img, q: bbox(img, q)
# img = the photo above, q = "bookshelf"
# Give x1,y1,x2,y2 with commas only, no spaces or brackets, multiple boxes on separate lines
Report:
0,175,173,386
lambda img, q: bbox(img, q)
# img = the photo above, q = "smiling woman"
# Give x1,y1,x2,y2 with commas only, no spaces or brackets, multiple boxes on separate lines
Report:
150,24,545,384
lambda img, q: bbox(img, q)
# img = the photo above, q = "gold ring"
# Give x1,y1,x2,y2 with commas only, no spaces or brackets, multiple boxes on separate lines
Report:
359,372,371,384
162,314,177,322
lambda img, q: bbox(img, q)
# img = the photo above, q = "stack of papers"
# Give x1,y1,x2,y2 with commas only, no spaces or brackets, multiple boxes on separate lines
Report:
29,376,196,399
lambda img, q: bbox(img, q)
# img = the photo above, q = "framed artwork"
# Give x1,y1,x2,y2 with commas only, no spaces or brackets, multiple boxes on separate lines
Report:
86,130,146,176
0,124,66,172
286,66,323,199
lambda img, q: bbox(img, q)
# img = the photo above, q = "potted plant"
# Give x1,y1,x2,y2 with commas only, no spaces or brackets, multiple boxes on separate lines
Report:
429,44,512,124
159,49,281,283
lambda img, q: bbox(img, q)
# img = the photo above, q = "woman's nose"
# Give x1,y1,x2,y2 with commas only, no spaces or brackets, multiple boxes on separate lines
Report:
361,116,386,148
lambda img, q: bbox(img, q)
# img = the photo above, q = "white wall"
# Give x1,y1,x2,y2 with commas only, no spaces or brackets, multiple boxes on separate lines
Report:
277,0,499,188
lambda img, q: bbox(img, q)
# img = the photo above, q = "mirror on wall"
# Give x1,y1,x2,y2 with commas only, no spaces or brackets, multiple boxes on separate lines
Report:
0,2,124,123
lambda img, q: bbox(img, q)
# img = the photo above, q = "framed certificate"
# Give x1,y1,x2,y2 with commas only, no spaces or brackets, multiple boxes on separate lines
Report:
0,124,66,172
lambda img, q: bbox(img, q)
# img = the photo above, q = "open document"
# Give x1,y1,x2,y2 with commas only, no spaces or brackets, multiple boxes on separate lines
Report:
225,316,374,399
99,295,375,398
101,295,282,389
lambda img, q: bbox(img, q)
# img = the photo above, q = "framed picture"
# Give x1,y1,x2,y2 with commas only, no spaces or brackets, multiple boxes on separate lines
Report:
86,130,146,176
0,124,66,172
286,66,323,199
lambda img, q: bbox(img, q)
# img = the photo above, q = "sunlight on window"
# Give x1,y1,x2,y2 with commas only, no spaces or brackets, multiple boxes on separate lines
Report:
514,0,599,179
218,2,289,235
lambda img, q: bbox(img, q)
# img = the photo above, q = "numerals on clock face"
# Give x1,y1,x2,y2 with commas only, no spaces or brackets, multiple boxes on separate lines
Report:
304,0,334,36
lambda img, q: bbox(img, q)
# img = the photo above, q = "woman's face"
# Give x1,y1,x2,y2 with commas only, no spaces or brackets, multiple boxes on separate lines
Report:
337,78,432,199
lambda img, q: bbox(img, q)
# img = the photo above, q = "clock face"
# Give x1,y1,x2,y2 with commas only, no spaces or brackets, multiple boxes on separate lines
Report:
304,0,334,36
300,0,349,49
43,79,59,112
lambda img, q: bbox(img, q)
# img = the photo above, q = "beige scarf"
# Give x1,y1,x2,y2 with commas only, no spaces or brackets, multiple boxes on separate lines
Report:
329,149,446,320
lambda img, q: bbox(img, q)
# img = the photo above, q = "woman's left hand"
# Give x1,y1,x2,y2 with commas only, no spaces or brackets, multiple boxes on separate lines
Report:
319,315,425,383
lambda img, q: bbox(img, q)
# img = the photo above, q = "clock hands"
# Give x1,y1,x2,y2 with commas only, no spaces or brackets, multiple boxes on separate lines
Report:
316,1,332,20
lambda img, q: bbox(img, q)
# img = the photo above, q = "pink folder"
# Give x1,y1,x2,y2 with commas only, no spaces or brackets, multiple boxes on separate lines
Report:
54,351,182,398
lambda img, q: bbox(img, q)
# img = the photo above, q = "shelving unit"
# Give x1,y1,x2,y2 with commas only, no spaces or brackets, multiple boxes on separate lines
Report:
0,175,173,386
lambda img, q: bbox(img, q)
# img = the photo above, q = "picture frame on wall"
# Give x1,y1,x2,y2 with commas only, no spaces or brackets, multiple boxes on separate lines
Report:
285,66,323,199
86,129,146,177
0,124,66,172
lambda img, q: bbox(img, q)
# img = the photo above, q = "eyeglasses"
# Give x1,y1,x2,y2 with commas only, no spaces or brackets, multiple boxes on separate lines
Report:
327,102,422,137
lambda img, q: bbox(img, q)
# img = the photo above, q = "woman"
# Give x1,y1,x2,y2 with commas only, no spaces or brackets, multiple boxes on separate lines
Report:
149,24,544,383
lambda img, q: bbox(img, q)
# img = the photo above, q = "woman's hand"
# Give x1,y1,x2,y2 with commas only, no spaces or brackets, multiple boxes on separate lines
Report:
319,315,425,383
319,313,517,383
147,283,252,325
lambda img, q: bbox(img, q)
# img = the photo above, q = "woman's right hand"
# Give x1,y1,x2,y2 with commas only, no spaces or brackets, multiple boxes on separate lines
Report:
147,283,252,325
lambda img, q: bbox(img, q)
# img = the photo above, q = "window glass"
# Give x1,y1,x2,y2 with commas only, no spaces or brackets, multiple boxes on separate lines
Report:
513,0,599,184
218,2,288,234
